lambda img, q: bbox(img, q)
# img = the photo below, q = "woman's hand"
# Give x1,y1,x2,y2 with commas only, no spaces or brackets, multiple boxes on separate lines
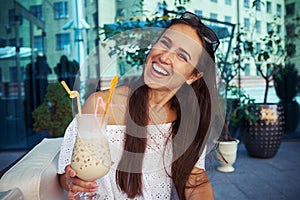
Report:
64,165,99,200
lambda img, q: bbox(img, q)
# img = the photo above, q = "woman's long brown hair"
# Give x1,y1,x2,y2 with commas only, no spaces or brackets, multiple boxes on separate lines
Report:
116,19,216,199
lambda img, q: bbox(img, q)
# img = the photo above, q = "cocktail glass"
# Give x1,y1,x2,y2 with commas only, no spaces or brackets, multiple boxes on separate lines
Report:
71,114,111,200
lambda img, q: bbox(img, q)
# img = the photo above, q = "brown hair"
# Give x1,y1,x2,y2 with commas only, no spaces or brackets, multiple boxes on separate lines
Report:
116,18,217,199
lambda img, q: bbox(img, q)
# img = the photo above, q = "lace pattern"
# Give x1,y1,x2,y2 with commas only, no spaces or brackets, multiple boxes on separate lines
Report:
57,118,205,199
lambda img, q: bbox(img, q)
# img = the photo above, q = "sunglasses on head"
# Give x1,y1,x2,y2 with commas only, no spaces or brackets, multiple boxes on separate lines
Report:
175,11,220,52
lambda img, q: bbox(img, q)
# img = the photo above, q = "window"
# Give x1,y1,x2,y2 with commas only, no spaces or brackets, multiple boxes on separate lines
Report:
256,42,261,53
8,9,23,25
116,8,126,21
194,10,202,17
55,33,70,50
276,4,282,16
277,44,283,55
255,1,261,11
277,25,281,34
266,22,272,33
30,5,43,20
244,63,250,76
9,66,17,82
243,41,250,53
34,36,43,51
244,0,249,8
54,1,68,19
225,16,232,23
285,24,294,36
266,2,272,13
244,18,250,31
210,13,218,20
9,38,23,47
255,20,261,33
256,64,261,75
286,3,295,16
225,0,231,5
0,38,6,47
210,13,218,25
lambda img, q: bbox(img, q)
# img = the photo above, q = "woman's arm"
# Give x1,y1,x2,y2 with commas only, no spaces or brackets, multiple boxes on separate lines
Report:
185,167,214,200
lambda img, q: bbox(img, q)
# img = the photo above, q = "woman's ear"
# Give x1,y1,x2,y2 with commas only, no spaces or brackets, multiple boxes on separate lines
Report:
186,72,203,85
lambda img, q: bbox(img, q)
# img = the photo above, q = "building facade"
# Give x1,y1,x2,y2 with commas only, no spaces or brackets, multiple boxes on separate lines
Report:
0,0,296,149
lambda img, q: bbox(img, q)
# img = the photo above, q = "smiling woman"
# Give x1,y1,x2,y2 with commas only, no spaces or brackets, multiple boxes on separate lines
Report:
57,11,224,200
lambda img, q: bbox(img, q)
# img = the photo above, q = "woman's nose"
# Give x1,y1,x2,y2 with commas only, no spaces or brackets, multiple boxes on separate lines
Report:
159,50,174,65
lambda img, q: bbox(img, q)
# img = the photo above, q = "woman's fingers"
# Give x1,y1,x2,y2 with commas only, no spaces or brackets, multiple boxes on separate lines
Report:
65,165,76,178
72,178,98,190
65,165,99,197
68,177,98,192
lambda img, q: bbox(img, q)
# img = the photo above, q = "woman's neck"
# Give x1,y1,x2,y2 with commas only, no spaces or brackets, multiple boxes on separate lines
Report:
148,89,177,124
148,88,176,107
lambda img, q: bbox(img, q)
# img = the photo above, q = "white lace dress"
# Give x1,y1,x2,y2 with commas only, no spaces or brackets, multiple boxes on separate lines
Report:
58,119,206,200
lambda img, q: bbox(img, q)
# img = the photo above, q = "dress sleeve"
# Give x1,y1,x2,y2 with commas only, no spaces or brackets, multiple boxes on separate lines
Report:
194,145,207,169
57,118,77,174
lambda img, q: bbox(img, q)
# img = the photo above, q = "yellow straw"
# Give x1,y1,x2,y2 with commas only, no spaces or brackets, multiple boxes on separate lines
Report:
100,75,119,127
61,81,82,115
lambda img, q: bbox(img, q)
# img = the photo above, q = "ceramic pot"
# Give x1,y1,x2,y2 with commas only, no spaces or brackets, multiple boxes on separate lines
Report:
215,140,239,173
241,103,284,158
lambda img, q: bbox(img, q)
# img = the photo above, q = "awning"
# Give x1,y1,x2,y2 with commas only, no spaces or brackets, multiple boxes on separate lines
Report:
0,46,34,59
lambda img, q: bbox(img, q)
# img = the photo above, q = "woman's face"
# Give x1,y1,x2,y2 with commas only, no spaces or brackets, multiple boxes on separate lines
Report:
144,23,203,91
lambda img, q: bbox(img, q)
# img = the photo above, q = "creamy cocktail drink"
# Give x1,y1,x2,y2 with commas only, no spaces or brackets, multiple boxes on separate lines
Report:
71,114,111,182
71,134,111,181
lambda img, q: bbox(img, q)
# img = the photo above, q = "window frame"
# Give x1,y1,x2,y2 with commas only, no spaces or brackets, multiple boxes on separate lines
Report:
55,33,70,50
266,1,272,13
30,5,43,20
54,1,69,20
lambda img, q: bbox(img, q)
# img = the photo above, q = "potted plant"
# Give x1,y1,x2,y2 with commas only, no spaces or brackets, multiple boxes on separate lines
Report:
215,50,241,172
32,82,73,137
236,16,285,158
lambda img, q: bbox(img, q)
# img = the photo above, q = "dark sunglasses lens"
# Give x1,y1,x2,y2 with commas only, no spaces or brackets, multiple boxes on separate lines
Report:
180,12,220,52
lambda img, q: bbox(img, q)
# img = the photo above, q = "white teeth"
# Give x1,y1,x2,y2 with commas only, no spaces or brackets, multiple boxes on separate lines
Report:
153,64,169,76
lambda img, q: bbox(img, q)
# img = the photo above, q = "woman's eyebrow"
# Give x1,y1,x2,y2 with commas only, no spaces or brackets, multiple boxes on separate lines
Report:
161,35,172,44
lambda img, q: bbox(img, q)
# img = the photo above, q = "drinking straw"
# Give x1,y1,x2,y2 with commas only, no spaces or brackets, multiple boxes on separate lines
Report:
94,97,105,116
61,81,82,115
100,75,119,127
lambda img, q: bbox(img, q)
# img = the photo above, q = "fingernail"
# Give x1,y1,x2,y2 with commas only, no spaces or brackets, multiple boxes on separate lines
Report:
93,183,99,187
70,171,75,177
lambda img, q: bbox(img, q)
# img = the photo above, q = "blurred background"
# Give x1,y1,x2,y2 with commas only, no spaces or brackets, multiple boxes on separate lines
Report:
0,0,299,151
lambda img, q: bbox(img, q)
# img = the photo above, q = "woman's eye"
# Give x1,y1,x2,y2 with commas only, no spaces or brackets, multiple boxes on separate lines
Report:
177,53,188,62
